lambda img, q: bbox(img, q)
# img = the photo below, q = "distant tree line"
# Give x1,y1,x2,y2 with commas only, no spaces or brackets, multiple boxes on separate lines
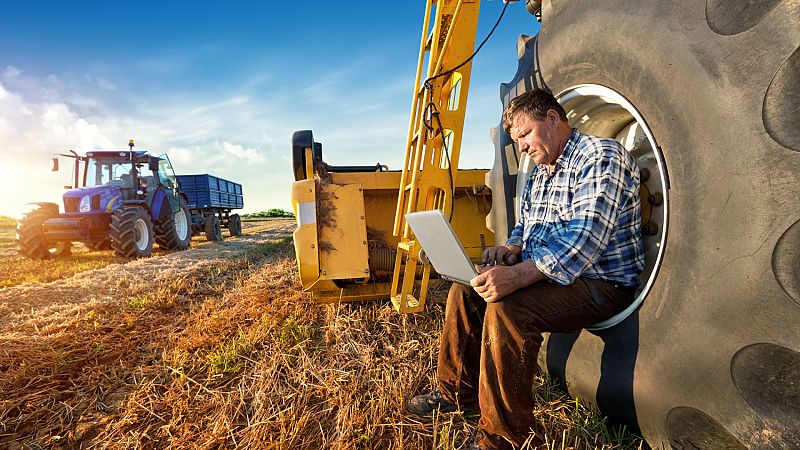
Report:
0,215,17,229
242,209,295,218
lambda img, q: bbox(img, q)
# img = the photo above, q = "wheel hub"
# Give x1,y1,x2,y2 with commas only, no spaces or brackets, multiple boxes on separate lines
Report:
556,84,669,329
134,218,149,251
175,209,189,241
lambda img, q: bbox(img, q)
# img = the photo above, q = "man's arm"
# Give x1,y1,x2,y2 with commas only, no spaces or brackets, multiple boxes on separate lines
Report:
471,258,546,303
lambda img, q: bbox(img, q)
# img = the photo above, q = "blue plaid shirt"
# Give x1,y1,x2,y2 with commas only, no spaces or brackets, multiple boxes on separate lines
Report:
506,129,644,287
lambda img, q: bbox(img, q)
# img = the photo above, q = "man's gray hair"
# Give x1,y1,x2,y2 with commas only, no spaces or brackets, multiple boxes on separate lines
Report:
503,89,569,133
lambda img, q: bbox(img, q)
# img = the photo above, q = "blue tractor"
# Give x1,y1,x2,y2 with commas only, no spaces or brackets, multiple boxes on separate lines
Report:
17,141,191,259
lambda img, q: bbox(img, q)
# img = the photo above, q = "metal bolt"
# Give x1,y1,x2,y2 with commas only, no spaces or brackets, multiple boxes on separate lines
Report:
643,222,659,236
648,192,663,206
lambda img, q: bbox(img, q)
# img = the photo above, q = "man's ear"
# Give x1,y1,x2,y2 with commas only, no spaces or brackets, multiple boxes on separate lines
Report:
547,109,559,126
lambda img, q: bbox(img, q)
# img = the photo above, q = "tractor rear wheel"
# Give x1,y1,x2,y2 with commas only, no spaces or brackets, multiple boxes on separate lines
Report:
204,215,222,241
16,203,60,259
155,198,191,250
228,214,242,237
110,206,154,258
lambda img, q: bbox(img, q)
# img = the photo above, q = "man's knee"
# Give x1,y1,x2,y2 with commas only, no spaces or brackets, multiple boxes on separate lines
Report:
447,283,476,306
484,301,517,324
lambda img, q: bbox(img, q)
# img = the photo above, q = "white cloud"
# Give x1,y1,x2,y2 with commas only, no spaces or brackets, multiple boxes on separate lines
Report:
165,141,267,171
219,141,267,164
0,61,422,217
165,145,200,166
3,66,21,78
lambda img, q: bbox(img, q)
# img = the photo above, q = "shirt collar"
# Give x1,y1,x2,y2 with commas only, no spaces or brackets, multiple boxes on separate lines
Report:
538,128,581,173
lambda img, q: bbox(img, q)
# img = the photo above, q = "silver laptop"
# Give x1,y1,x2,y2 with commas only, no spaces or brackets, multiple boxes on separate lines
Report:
405,209,478,285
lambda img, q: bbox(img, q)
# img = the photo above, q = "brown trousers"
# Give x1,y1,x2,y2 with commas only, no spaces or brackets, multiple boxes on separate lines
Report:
437,277,635,450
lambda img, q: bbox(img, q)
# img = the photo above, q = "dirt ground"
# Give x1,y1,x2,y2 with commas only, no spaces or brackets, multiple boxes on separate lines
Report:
0,218,641,450
0,220,294,324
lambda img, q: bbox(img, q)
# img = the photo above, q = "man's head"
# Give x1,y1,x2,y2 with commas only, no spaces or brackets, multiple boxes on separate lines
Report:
503,89,572,167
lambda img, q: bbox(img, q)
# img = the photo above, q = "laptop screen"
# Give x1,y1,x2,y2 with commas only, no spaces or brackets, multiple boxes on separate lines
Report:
405,210,477,285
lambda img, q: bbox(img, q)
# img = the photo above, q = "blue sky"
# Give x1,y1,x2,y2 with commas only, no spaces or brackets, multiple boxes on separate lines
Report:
0,1,540,217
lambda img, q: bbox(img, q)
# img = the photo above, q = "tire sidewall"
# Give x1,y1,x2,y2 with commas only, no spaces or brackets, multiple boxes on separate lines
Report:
111,206,154,258
174,200,191,249
537,2,800,446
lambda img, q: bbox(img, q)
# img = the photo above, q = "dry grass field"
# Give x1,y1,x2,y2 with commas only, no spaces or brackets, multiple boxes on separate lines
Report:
0,217,643,449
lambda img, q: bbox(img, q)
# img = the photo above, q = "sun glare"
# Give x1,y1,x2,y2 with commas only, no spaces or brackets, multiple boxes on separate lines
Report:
0,165,23,219
0,162,70,219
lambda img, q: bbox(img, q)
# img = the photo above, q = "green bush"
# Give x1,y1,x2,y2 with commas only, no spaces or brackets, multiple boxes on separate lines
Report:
243,209,294,218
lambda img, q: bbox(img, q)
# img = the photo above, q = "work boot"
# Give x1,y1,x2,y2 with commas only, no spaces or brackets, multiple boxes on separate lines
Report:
464,439,482,450
406,391,477,420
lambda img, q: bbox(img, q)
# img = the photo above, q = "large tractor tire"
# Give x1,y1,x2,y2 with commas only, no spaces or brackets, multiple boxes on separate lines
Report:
204,215,222,241
228,213,242,237
110,206,154,258
16,203,70,259
487,1,800,448
155,198,191,250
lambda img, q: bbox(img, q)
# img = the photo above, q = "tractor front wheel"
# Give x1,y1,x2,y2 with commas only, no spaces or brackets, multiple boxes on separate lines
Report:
110,206,154,258
16,203,60,259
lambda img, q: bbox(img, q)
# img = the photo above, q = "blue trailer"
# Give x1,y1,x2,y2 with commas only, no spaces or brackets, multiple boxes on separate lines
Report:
176,174,244,241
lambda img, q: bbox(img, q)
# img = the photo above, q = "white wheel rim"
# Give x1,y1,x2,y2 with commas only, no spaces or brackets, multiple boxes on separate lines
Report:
554,84,669,330
135,218,149,251
175,209,189,241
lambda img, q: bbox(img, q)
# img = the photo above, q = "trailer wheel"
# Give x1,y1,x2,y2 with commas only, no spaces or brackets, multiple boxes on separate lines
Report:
204,215,222,241
228,214,242,237
16,203,59,259
110,206,154,258
520,1,800,447
155,198,191,250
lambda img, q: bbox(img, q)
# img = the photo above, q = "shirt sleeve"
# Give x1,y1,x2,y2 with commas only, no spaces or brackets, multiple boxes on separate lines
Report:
531,142,633,285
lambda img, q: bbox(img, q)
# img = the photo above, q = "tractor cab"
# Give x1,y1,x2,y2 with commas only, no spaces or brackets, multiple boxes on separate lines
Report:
20,144,191,259
55,149,181,216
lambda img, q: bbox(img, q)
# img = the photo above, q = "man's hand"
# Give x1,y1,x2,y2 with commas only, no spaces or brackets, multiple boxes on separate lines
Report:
470,259,545,303
481,245,521,266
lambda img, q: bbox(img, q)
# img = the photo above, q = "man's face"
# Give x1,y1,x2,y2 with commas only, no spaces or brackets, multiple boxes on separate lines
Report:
509,111,564,167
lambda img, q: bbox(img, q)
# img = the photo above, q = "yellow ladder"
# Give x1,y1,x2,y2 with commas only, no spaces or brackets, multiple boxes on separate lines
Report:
390,0,481,313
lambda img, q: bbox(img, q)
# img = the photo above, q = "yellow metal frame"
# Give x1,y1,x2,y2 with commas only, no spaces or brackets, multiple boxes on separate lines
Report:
391,0,482,312
290,0,493,311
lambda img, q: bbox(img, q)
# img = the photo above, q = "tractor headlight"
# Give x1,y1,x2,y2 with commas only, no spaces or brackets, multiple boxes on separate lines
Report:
79,195,91,212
